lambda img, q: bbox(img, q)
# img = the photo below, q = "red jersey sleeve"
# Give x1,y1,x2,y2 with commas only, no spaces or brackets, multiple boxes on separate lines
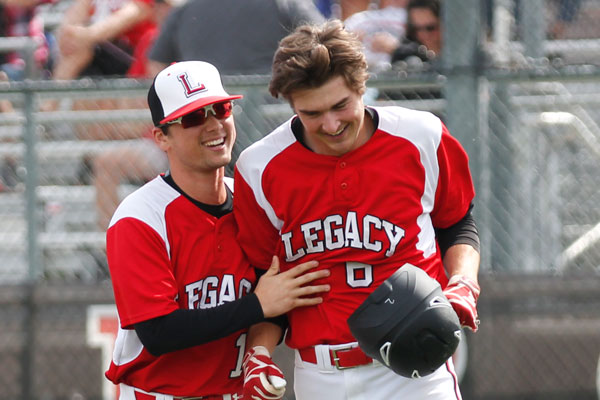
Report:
431,123,476,228
107,217,179,328
233,166,280,270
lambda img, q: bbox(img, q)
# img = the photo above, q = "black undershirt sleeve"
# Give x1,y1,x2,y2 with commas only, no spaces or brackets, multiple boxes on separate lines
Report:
134,293,264,356
434,204,480,258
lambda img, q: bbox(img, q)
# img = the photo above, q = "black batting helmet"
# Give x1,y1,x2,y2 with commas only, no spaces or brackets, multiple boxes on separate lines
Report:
347,264,461,378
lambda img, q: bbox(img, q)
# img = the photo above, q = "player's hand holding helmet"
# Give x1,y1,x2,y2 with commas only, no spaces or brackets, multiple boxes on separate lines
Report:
242,346,286,400
443,275,480,331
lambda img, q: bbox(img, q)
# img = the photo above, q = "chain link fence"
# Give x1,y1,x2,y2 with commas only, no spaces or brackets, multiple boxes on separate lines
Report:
1,0,600,399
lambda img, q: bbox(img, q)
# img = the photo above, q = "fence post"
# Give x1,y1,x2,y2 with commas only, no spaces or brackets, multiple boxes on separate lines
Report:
442,0,482,180
23,80,41,399
23,83,41,279
441,0,487,266
487,82,518,270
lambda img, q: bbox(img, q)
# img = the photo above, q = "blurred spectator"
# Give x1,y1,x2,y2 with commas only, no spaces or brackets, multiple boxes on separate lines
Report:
147,0,325,76
391,0,442,67
50,0,157,80
344,0,408,72
124,0,171,78
46,0,170,123
91,0,171,230
0,0,52,80
41,0,163,116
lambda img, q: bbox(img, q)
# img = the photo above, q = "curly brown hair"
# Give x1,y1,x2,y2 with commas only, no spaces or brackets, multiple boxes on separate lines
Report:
269,20,369,101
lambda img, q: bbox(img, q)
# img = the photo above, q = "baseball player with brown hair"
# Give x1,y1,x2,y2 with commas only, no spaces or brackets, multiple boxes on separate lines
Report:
104,61,330,400
234,20,481,399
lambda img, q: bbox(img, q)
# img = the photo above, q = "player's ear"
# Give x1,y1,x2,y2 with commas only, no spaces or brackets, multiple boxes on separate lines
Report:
153,126,169,151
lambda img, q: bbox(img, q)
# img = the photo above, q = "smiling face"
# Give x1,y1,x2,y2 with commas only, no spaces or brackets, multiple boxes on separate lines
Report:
291,76,371,157
156,105,237,174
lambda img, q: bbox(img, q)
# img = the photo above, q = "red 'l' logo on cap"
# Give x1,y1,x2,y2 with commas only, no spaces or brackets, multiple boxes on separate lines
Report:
177,73,206,97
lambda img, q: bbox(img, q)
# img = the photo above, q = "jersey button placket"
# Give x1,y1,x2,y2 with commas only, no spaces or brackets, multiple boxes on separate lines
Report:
334,159,356,202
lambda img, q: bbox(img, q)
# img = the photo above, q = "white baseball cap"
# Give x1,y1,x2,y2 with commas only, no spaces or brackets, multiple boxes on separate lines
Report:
148,61,243,126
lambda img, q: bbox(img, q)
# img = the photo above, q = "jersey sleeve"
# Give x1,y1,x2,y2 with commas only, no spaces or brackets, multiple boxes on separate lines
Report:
431,123,476,228
233,166,280,270
107,217,179,328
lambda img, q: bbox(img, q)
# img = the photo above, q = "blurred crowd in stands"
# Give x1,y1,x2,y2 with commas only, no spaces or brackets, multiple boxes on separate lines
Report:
0,0,593,229
0,0,589,82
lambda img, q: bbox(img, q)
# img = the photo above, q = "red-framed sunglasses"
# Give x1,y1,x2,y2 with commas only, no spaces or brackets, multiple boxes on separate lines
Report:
164,101,234,129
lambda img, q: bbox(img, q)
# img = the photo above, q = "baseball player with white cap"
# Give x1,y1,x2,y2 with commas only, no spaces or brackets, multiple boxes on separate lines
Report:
234,20,481,399
104,61,330,400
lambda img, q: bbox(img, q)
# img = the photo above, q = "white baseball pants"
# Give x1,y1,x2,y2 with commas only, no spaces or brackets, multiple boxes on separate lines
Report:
293,346,462,400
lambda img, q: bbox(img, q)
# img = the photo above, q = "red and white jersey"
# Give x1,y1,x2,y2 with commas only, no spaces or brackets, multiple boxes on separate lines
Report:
105,176,255,396
234,106,475,350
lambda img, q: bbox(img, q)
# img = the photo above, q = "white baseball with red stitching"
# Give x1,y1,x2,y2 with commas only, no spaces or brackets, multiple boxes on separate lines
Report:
242,346,286,400
443,275,481,332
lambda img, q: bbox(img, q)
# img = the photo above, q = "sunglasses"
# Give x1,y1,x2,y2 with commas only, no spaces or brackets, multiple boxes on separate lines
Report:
164,101,233,129
411,23,439,33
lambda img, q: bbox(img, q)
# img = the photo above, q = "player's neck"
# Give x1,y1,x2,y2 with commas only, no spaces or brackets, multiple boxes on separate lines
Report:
364,109,376,134
358,109,376,145
169,167,227,205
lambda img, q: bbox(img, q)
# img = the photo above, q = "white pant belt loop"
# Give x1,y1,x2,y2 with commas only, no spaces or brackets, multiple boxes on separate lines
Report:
314,344,336,372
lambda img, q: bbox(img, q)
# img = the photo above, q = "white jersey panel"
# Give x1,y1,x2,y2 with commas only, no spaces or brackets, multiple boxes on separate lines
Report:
375,106,442,257
112,323,144,366
236,118,297,231
108,177,180,258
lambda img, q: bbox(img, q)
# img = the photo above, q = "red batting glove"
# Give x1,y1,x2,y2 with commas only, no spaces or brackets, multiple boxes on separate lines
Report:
443,275,481,332
242,346,286,400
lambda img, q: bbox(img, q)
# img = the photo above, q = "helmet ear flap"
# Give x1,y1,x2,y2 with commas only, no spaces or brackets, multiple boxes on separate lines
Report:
347,264,461,378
